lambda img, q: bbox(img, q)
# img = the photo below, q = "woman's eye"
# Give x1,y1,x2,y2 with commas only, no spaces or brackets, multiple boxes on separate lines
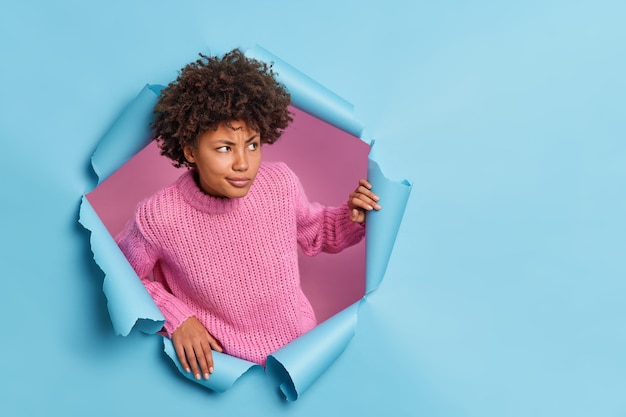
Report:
217,146,229,152
248,142,259,151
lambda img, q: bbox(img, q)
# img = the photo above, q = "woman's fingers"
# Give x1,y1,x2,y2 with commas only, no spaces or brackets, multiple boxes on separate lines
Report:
187,344,204,380
174,340,191,374
172,317,221,380
194,343,212,380
207,333,223,353
350,208,365,223
350,179,381,209
350,193,381,210
347,179,382,223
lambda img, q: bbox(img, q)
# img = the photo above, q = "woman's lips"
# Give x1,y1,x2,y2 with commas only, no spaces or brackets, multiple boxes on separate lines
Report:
226,178,251,188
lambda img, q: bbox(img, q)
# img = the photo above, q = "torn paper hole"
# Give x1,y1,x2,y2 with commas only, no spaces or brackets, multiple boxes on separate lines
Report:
86,105,369,324
79,45,412,400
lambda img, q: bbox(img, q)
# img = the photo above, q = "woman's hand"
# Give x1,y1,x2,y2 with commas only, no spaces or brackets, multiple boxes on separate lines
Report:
347,179,381,223
171,316,223,380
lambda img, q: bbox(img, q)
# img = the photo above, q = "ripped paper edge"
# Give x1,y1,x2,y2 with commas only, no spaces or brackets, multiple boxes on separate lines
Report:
78,46,412,399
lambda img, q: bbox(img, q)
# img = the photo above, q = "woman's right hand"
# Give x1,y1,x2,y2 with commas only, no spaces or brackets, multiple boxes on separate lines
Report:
171,316,223,380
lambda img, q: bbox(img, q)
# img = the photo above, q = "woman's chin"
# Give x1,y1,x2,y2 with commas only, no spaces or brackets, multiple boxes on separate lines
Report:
223,185,252,199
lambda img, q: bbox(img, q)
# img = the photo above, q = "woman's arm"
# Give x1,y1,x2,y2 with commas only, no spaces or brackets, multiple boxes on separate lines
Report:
116,218,195,335
116,218,222,380
294,173,380,255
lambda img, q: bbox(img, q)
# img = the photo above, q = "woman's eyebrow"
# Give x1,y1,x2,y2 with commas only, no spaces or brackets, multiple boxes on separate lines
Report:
213,134,259,145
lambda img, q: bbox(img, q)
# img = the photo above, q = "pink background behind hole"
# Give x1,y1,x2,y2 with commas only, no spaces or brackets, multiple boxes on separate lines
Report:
87,107,369,322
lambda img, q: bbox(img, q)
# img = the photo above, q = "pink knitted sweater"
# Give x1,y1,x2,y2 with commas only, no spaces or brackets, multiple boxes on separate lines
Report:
116,162,365,364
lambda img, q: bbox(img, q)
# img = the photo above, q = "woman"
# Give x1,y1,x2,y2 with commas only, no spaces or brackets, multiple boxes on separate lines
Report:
116,49,380,381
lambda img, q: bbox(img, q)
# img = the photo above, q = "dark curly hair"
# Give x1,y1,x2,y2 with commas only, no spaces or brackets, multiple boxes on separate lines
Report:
152,48,292,168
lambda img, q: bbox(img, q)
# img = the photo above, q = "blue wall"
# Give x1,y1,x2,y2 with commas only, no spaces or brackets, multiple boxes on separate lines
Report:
1,1,625,416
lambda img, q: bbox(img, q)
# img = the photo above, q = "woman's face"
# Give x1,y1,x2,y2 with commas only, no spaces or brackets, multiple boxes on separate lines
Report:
183,120,262,198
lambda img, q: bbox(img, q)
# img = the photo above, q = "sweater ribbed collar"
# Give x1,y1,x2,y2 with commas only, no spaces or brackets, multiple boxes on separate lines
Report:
176,170,243,214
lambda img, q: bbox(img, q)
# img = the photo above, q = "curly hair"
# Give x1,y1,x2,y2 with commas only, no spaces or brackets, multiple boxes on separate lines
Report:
152,48,293,168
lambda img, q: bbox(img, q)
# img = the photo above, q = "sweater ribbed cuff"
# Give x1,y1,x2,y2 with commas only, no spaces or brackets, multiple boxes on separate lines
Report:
145,282,196,337
334,203,367,246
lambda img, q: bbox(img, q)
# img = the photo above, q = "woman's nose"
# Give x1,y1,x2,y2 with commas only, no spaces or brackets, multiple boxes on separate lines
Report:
232,150,248,171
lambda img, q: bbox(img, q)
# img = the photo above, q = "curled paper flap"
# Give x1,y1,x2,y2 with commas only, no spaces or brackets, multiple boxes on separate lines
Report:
80,84,166,336
79,48,412,400
365,142,413,293
91,84,162,184
265,302,360,401
245,45,364,138
79,196,164,336
163,338,261,393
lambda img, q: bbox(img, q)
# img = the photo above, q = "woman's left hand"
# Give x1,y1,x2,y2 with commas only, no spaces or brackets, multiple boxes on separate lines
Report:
347,179,381,223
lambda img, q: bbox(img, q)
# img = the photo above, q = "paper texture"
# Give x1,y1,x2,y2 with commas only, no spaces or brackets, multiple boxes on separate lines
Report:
365,142,413,293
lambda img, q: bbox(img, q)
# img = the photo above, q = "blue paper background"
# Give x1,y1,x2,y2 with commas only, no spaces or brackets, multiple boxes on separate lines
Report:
1,1,625,416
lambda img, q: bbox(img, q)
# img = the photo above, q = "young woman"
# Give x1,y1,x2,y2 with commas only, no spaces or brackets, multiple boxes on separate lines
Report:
116,49,380,381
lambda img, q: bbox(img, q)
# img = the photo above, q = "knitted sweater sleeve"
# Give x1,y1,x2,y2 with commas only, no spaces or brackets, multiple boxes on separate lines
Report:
116,216,196,336
288,166,366,256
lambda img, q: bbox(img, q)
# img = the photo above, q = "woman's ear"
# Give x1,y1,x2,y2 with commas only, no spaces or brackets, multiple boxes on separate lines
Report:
183,145,196,164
